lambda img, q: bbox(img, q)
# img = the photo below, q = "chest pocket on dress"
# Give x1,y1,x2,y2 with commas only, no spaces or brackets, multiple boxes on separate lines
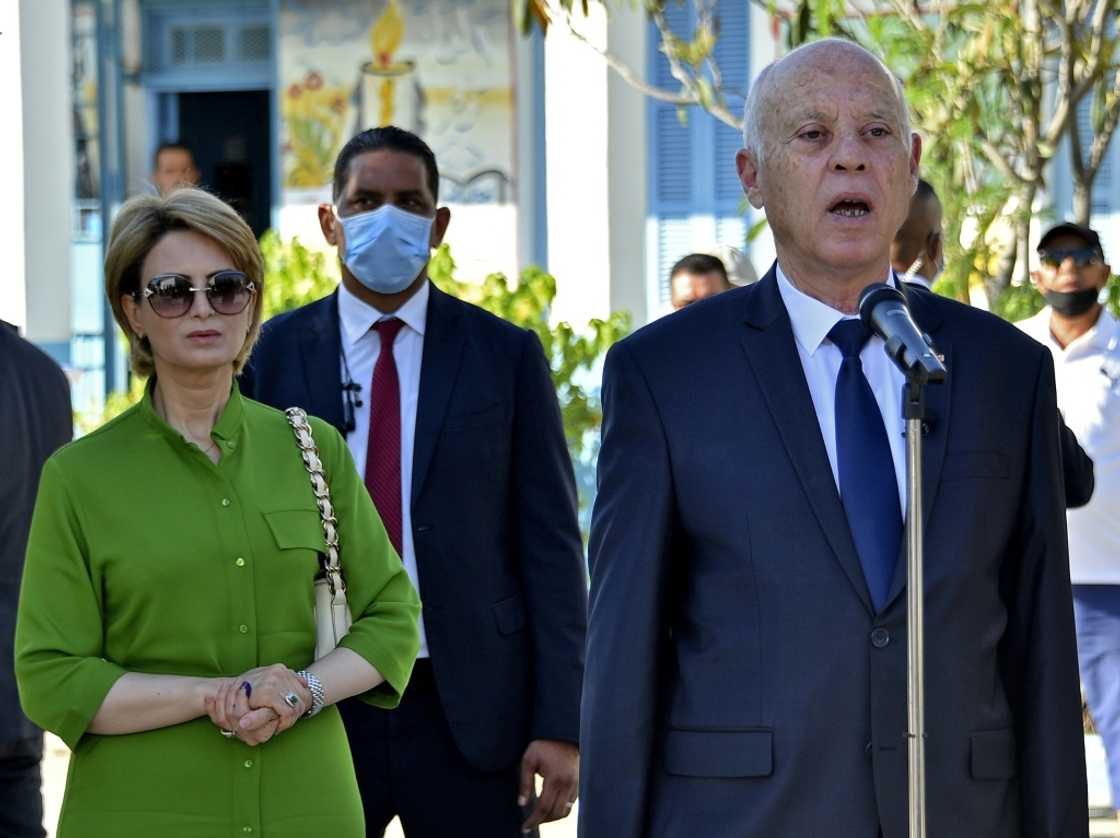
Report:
263,509,327,574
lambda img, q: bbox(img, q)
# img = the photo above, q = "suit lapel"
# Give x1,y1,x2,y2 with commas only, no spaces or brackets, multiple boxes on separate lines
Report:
411,283,466,506
299,291,346,433
884,283,952,609
739,269,874,615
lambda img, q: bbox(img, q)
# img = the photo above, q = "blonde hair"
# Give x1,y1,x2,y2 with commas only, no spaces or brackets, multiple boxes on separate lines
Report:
104,188,265,378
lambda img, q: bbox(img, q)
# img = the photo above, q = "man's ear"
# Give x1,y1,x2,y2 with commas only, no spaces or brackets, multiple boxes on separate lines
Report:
431,207,451,248
737,149,765,210
909,132,922,179
318,203,339,246
928,232,942,268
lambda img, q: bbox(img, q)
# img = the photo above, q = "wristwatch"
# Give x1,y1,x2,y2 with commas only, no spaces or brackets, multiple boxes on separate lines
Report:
295,670,325,717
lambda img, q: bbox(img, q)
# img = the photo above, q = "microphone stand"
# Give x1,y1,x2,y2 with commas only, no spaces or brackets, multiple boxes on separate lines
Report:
860,282,947,838
902,369,930,838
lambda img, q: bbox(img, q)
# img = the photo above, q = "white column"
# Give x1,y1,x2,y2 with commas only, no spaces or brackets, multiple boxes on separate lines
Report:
544,5,611,326
20,0,74,348
0,2,27,329
606,4,648,325
746,3,781,274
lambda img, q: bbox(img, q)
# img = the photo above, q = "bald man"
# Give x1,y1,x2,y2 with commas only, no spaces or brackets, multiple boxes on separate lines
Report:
580,38,1085,838
891,178,942,288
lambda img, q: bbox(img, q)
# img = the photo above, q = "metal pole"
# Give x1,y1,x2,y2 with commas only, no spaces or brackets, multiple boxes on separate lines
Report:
905,407,926,838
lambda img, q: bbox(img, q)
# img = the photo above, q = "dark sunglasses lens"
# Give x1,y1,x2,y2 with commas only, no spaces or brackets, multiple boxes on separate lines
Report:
208,272,252,314
148,276,194,316
1042,248,1097,268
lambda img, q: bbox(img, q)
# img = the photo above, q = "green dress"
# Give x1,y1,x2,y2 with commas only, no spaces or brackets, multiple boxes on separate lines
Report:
15,382,420,837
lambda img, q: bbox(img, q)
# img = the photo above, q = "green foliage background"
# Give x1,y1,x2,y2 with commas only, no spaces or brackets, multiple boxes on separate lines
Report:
80,234,630,522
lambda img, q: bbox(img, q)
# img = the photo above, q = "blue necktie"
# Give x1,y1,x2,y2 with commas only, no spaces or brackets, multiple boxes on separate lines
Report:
829,319,902,610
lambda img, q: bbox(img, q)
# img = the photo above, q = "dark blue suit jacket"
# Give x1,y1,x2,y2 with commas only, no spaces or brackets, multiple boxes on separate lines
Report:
580,268,1086,837
241,283,587,770
0,323,71,745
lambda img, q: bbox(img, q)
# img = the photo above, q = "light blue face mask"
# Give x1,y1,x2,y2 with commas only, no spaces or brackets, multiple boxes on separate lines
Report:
337,203,434,294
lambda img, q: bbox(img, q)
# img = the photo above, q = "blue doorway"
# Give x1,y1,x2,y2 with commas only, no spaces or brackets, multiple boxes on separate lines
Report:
178,90,272,237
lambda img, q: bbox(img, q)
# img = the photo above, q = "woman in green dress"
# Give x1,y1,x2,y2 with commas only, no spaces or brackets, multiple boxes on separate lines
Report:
15,188,420,837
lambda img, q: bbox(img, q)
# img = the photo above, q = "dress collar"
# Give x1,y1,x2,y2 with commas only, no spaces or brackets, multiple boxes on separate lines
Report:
139,375,245,447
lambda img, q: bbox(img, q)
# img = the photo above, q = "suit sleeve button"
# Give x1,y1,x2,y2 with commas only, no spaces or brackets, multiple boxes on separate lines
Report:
870,628,890,648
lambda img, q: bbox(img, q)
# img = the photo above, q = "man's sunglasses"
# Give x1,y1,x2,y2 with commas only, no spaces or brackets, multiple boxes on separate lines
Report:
1038,247,1101,269
134,271,256,319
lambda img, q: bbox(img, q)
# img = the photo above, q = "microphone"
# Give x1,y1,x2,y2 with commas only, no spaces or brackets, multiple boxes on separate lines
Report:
858,284,946,381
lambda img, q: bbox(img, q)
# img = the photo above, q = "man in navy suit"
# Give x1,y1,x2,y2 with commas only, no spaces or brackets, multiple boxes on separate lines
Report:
241,126,585,837
1,323,72,837
580,39,1086,837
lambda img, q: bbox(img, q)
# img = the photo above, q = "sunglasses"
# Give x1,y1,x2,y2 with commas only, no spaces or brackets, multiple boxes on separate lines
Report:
1038,247,1101,269
135,271,256,319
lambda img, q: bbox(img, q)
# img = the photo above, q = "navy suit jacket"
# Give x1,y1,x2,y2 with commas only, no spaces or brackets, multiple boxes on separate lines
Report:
0,323,71,744
241,283,587,770
580,268,1086,837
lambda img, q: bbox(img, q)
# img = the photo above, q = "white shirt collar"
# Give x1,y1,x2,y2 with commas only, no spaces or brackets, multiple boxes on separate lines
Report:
775,263,895,357
337,279,430,348
1022,305,1120,356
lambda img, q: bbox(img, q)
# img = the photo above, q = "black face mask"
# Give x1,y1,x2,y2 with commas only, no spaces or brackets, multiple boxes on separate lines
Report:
1044,288,1101,317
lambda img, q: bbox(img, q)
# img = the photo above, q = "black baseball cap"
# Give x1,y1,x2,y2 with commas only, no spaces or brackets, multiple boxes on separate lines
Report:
1037,222,1105,258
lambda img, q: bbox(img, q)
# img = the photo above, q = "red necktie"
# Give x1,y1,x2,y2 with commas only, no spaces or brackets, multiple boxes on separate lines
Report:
365,318,405,557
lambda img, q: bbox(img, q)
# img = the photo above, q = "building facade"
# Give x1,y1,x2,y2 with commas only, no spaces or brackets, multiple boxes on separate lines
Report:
4,0,780,414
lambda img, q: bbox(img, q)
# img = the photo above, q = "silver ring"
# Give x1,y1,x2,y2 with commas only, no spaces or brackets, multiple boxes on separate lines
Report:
219,728,236,738
283,692,301,709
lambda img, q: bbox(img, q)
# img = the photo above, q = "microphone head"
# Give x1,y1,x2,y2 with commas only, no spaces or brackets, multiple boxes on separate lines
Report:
858,283,906,330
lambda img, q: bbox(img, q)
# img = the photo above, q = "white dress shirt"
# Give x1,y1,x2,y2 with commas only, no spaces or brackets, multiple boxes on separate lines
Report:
338,279,430,656
776,264,908,513
1019,306,1120,584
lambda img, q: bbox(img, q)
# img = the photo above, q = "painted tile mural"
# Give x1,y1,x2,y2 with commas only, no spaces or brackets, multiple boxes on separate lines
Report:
279,0,515,205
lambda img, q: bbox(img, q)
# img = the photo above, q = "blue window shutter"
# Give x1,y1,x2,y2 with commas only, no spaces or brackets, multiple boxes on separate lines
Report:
1077,98,1113,217
712,0,749,206
651,2,693,209
648,1,750,307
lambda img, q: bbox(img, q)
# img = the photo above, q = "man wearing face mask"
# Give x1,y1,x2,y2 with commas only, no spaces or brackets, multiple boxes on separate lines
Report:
240,126,586,837
1018,221,1120,819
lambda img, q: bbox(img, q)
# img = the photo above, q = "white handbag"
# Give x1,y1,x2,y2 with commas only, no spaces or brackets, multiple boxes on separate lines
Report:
285,407,353,660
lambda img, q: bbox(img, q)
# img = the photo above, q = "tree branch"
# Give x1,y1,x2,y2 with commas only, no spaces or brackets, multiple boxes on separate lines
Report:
980,139,1030,186
562,13,696,107
649,5,744,128
1089,83,1120,173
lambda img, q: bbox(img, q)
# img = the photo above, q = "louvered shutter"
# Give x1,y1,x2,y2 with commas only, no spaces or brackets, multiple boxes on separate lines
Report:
647,1,750,308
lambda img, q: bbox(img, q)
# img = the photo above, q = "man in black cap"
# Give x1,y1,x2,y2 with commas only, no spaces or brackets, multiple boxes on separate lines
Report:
1019,221,1120,820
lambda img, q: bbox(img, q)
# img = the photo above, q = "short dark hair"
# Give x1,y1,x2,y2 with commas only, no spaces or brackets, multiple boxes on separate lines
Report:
153,141,195,169
914,178,936,203
892,178,942,266
670,253,730,284
332,126,440,203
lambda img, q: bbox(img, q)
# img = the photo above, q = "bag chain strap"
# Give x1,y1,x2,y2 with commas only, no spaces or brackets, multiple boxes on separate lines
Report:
284,407,346,597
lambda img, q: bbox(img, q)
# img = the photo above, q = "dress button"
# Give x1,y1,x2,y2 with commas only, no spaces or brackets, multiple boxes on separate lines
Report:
870,627,891,648
243,827,253,834
221,498,231,508
239,624,249,634
235,557,246,567
244,759,253,769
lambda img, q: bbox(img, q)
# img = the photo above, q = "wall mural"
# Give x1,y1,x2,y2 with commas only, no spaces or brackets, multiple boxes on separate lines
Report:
279,0,515,205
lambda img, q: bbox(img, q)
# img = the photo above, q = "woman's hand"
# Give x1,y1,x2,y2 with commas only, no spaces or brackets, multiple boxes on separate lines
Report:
203,678,280,747
237,664,313,735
